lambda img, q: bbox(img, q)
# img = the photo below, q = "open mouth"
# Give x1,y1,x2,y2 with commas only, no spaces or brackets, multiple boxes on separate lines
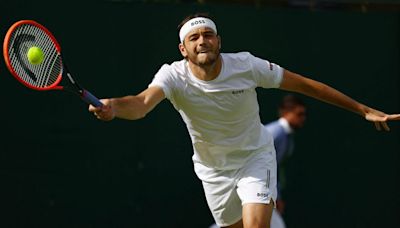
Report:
197,50,209,54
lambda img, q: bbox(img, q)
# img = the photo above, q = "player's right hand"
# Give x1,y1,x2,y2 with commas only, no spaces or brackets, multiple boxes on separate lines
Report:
89,99,115,121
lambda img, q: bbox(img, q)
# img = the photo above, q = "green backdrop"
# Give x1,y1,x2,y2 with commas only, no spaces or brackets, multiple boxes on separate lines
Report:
0,1,399,227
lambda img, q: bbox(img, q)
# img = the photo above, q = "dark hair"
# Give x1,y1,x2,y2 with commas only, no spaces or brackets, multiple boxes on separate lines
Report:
279,94,305,112
177,12,214,31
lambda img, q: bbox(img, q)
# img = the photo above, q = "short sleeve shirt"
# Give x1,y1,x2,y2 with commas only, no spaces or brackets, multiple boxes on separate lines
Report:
149,52,283,169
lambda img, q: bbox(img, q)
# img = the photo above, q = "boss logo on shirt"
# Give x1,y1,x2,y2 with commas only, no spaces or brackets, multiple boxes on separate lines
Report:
232,90,244,95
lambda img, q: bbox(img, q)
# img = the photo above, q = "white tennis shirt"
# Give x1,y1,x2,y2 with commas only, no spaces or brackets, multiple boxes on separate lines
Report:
149,52,284,169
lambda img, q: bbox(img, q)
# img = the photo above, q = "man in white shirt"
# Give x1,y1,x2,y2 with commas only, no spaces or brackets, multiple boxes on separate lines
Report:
89,13,400,228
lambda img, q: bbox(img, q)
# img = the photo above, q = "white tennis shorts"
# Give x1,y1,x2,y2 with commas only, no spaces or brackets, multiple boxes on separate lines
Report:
194,147,277,227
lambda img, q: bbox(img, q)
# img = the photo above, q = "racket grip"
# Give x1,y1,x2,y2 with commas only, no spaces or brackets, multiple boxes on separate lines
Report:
81,89,103,107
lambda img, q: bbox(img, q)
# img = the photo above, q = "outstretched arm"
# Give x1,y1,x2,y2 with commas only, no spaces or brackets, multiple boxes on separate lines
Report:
279,69,400,131
88,86,165,121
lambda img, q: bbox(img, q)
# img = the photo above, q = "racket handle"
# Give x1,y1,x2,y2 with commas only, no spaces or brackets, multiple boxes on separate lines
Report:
81,89,103,107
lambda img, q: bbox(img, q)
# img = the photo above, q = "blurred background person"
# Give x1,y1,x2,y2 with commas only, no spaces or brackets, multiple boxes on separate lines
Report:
265,94,306,228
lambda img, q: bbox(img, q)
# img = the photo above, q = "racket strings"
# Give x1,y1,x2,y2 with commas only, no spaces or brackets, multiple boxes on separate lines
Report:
7,24,62,88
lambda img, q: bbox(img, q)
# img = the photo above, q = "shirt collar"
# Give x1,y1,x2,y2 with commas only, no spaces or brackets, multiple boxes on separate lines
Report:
278,117,294,134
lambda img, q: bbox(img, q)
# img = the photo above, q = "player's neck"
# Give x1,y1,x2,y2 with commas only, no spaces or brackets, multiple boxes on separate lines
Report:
188,56,222,81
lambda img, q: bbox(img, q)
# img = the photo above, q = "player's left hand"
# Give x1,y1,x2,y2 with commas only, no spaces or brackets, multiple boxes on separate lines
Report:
364,108,400,131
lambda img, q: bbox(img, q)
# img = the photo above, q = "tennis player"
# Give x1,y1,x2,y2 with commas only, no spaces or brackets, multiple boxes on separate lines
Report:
89,13,400,228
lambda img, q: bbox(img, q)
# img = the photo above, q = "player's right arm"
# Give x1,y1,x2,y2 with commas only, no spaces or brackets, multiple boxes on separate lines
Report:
88,86,165,121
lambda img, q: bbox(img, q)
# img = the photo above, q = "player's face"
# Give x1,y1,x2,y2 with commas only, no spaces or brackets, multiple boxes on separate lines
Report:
179,27,220,67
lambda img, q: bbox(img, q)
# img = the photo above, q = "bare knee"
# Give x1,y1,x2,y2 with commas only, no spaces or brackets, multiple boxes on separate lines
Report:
242,203,273,228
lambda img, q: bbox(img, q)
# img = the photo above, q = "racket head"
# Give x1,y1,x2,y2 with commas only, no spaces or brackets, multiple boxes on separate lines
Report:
3,20,63,91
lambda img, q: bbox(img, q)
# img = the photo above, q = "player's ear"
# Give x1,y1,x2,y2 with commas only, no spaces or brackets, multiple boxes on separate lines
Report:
179,42,187,58
218,35,221,49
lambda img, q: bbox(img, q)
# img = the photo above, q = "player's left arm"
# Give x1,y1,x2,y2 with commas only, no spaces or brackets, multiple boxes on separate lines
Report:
279,69,400,131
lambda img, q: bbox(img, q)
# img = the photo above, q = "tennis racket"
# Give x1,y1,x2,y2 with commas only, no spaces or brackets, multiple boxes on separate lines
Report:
3,20,103,107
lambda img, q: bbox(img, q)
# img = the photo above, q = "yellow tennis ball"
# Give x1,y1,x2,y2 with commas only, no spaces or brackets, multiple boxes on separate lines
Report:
27,46,44,65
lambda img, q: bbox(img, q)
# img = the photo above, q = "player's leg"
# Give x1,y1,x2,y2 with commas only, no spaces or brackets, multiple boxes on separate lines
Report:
216,202,275,228
242,202,273,228
222,219,243,228
236,147,277,228
213,203,275,228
